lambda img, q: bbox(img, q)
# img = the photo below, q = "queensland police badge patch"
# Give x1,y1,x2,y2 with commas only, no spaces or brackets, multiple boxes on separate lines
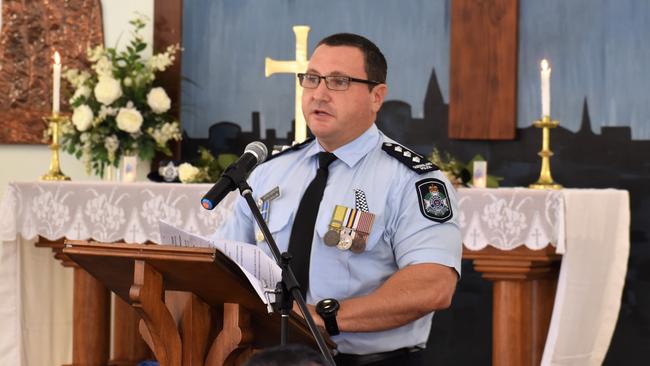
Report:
415,178,453,223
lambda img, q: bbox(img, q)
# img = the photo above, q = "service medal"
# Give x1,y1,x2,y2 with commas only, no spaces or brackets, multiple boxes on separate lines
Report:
324,230,340,246
336,207,361,251
337,229,353,250
349,211,375,254
323,205,347,246
350,234,367,253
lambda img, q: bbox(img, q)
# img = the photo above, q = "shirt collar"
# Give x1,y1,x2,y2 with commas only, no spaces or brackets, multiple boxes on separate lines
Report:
305,124,380,168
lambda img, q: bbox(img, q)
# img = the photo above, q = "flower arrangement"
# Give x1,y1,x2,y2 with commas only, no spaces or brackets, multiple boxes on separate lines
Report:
177,147,238,183
429,148,502,187
62,17,182,177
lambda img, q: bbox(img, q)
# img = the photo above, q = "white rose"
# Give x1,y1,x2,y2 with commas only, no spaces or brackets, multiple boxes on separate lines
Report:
93,57,113,78
94,77,123,105
147,87,171,114
86,45,104,62
70,85,91,103
71,105,94,132
178,163,199,183
116,107,143,133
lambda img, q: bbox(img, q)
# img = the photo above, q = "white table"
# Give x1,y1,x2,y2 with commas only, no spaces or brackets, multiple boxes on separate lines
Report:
0,182,629,366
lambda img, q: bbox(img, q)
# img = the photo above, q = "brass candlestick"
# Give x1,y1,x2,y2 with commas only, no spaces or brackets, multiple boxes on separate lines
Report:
40,113,71,181
529,115,562,190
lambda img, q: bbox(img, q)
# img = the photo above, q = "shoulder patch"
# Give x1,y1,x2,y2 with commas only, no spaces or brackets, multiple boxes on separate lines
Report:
415,178,453,223
265,138,315,163
382,142,439,174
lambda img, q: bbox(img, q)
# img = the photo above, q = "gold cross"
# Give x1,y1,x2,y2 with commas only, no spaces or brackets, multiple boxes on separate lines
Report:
265,25,310,143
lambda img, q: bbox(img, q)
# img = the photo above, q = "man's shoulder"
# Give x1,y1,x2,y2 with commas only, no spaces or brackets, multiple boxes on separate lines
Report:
262,138,315,164
379,137,439,175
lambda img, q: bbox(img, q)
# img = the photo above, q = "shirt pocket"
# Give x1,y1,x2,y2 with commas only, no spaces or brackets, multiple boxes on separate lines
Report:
255,202,294,253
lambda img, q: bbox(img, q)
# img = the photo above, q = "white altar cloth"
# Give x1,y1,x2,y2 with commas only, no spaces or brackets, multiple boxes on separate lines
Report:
458,187,629,366
0,182,629,366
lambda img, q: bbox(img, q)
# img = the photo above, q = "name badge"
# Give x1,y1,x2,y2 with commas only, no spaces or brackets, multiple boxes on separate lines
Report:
255,186,280,242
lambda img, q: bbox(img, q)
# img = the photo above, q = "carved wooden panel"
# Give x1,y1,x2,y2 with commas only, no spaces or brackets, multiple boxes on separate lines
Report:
449,0,518,140
0,0,103,144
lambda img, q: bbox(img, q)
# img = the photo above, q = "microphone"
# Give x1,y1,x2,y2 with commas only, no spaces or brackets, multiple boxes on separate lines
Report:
201,141,268,210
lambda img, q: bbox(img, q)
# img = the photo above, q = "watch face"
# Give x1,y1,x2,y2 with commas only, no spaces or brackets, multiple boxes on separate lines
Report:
316,298,340,336
318,298,340,315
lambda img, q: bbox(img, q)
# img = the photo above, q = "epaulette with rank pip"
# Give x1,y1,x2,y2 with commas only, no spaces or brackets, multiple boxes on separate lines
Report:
382,141,439,174
265,137,315,162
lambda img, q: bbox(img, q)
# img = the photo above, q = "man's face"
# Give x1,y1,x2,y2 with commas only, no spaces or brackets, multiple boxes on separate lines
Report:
301,45,387,150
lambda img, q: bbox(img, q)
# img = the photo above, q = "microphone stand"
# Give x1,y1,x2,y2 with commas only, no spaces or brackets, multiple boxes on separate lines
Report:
237,181,336,366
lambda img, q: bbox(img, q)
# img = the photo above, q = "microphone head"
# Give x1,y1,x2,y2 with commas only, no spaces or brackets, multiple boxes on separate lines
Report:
245,141,268,164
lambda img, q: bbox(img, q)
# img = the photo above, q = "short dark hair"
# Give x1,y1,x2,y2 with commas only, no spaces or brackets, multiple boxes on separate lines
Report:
317,33,387,86
243,344,326,366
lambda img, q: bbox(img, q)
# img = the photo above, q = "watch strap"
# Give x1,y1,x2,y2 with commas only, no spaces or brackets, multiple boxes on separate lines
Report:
323,314,340,336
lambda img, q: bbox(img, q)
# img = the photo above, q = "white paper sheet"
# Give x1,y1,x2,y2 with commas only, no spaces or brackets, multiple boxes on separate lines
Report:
159,220,281,305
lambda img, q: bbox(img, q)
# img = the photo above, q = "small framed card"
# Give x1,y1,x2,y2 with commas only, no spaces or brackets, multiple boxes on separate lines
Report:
122,156,138,183
472,161,487,188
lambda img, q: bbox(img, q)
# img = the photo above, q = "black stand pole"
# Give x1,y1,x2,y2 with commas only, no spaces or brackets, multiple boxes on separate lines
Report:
237,181,336,366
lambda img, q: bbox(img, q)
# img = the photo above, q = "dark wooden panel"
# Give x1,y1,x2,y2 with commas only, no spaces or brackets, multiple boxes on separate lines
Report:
449,0,519,140
154,0,183,160
154,0,183,119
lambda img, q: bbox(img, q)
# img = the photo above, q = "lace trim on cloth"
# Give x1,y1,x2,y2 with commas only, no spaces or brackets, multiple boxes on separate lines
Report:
0,181,236,243
458,187,565,252
1,183,563,252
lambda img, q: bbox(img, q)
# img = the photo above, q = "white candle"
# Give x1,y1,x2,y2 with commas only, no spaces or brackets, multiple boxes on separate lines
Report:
53,51,61,114
540,59,551,117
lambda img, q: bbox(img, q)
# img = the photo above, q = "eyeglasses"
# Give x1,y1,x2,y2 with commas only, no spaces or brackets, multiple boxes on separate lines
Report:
297,73,382,91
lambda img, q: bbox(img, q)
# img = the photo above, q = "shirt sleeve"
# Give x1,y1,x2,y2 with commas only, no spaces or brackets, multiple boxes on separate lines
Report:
209,192,255,244
388,170,462,276
209,168,262,244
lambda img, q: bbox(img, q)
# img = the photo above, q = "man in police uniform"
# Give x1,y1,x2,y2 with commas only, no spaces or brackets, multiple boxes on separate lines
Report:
213,33,461,366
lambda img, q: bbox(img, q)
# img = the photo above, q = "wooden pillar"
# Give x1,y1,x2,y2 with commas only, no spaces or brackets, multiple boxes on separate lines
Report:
72,267,111,366
111,296,152,365
464,246,560,366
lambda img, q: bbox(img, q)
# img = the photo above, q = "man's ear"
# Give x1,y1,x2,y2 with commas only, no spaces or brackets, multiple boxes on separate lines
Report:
370,84,388,113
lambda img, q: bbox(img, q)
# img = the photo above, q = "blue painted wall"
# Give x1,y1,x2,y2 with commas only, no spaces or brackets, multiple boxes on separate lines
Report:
518,0,650,139
181,0,450,138
181,0,650,140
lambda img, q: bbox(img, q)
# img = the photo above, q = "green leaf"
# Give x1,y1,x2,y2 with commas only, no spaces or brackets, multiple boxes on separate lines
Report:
217,154,239,170
487,175,503,188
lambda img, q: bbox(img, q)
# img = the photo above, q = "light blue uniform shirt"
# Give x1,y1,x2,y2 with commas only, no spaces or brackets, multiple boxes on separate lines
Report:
212,124,461,354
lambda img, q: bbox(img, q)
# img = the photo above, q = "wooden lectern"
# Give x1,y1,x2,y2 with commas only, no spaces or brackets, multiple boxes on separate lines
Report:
62,240,333,366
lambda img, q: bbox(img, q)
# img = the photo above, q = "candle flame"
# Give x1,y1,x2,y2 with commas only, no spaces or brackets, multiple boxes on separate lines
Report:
54,51,61,65
541,59,549,71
